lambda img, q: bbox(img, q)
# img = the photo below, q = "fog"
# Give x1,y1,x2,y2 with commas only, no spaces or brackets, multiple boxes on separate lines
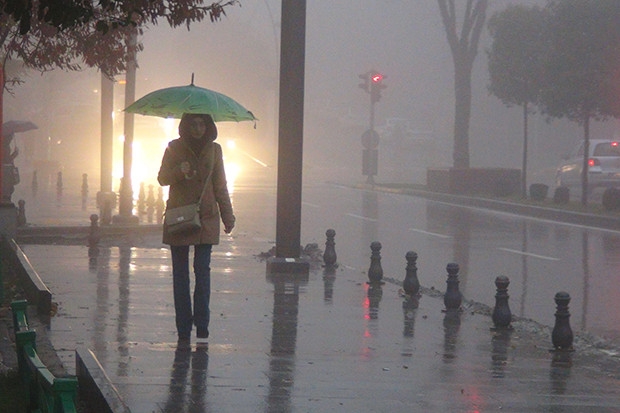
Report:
4,0,619,194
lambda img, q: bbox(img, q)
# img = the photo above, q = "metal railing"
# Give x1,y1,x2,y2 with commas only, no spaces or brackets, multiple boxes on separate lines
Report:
11,300,78,413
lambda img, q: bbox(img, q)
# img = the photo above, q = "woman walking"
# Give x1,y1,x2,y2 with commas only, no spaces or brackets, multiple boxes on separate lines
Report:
158,113,235,344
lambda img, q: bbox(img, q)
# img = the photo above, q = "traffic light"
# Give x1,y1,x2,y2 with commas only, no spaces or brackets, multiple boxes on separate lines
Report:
358,72,370,93
370,72,386,103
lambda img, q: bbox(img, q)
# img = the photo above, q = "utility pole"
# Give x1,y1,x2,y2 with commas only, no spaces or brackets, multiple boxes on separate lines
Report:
267,0,309,275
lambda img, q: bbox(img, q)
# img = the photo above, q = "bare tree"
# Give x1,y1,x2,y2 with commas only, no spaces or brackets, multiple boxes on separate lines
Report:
437,0,487,169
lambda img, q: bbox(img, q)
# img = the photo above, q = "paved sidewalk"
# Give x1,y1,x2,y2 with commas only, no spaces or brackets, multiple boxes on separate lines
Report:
19,238,620,412
8,177,620,412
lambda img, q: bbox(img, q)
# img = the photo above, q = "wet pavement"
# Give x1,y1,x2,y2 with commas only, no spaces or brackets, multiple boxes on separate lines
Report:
11,176,620,412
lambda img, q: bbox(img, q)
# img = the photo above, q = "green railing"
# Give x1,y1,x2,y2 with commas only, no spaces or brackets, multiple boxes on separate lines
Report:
11,300,78,413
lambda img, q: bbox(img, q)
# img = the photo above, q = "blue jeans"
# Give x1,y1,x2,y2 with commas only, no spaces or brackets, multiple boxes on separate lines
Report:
170,244,212,338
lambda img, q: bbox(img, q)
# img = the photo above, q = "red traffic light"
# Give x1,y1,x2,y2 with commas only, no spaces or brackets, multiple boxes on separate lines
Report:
370,72,386,103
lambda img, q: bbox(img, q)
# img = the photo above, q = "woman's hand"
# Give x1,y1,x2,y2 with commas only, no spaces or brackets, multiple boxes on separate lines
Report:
180,161,195,179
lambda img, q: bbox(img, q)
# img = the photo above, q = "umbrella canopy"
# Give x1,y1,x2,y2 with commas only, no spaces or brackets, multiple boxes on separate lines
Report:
2,120,38,136
124,80,256,123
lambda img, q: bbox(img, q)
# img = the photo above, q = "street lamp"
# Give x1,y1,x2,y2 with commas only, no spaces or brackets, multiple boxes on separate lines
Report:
113,28,139,224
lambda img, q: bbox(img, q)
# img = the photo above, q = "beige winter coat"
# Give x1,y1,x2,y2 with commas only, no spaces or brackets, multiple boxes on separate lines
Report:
157,138,235,246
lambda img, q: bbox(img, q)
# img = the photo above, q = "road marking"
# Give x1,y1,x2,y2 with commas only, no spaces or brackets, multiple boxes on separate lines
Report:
409,228,452,239
497,247,560,261
345,213,377,222
302,202,321,208
237,149,269,167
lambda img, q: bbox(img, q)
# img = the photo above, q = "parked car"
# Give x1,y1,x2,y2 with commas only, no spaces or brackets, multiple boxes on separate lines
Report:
555,139,620,192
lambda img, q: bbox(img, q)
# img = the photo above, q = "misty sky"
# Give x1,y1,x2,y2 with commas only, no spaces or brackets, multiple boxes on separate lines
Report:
5,0,618,189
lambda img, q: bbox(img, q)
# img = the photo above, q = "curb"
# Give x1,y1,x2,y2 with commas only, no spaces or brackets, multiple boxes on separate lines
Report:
76,348,132,413
356,183,620,231
1,239,52,316
1,236,131,412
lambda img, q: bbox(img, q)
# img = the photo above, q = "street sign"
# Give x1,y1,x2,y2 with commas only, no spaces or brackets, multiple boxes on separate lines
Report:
361,129,380,149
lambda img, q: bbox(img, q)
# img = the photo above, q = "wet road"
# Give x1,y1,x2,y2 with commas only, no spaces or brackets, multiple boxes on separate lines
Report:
298,181,620,346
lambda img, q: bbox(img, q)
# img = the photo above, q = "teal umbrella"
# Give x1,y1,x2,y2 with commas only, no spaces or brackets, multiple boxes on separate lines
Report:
125,76,256,123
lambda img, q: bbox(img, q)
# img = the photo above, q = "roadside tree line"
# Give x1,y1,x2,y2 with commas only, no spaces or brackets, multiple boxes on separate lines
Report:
487,0,620,206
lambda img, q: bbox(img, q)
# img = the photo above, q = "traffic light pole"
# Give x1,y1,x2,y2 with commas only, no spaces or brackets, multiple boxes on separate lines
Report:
366,99,377,184
359,70,385,185
369,97,375,131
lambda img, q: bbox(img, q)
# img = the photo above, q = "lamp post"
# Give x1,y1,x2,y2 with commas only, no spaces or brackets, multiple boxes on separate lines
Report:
114,28,139,224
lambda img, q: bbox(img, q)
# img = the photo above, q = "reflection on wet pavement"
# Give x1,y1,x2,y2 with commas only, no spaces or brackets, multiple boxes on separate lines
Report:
15,170,620,411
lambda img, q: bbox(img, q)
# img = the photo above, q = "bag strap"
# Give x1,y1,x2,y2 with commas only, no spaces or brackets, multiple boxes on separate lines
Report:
197,144,216,205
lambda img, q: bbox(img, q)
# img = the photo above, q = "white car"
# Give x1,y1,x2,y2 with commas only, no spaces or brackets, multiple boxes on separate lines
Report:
556,139,620,191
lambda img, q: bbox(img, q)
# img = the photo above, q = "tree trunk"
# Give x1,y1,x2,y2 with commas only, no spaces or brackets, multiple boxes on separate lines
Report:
453,59,471,169
521,103,528,199
438,0,487,170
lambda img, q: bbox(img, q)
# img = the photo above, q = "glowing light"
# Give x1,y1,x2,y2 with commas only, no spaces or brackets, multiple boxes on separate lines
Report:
161,118,176,137
225,162,240,194
112,133,170,203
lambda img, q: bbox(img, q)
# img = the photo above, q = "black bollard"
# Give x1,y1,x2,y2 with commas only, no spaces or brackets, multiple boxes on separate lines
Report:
81,173,89,210
88,214,101,247
31,170,38,196
56,171,63,191
16,199,26,227
403,251,420,297
443,262,462,311
551,291,574,351
146,184,156,223
323,229,337,268
367,241,384,285
81,173,89,196
492,275,512,329
138,182,146,216
156,187,165,224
